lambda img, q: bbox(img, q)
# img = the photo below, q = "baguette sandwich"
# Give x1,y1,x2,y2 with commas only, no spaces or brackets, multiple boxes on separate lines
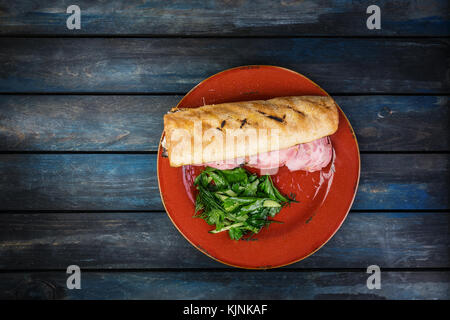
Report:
162,96,339,172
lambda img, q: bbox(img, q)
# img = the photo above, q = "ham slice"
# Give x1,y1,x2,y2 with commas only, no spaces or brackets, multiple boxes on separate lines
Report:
285,137,332,172
247,145,299,170
202,137,333,172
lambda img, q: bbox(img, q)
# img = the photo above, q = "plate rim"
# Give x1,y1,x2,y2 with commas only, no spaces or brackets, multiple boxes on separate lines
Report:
157,65,361,269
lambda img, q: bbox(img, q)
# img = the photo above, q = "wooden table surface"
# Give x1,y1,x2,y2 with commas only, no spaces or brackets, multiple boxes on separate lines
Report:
0,0,448,300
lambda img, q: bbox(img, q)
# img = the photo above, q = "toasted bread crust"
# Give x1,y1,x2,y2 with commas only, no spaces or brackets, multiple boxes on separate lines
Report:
164,96,339,167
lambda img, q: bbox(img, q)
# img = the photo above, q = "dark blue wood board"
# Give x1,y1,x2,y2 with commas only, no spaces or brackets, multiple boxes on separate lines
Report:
0,271,448,300
0,0,448,36
0,38,448,93
0,211,447,269
0,0,448,300
0,154,448,210
0,95,448,151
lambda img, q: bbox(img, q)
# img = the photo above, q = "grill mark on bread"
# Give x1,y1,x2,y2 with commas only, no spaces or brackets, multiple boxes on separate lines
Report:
257,110,285,123
240,119,247,128
285,105,306,117
221,120,226,128
267,116,284,122
267,115,284,123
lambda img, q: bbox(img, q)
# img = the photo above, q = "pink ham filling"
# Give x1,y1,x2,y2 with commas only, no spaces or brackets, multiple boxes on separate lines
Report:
285,137,333,172
205,136,333,172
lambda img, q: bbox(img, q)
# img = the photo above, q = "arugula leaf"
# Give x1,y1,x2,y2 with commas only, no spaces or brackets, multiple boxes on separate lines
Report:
193,166,295,240
205,209,223,225
228,227,243,240
231,183,245,195
207,171,228,189
242,179,259,196
258,175,290,203
267,176,290,203
220,167,248,184
195,193,204,214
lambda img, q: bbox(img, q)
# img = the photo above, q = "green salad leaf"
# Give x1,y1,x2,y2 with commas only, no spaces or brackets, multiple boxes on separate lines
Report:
193,166,297,240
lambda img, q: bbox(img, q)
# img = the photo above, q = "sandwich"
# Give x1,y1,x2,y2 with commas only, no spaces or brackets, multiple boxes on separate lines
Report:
162,96,338,173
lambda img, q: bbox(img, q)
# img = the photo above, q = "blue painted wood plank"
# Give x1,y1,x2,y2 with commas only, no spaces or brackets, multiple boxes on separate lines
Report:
0,95,448,151
0,0,448,36
336,96,449,152
0,211,447,269
0,95,177,151
0,38,448,93
0,154,447,210
1,271,448,299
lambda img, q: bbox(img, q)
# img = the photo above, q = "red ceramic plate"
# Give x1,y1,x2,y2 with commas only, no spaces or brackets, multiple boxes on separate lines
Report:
158,65,360,269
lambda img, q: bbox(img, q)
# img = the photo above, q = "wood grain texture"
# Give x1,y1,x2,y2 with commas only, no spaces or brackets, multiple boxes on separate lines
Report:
0,211,447,269
0,271,448,299
0,0,447,301
0,95,177,151
0,95,448,151
0,0,448,36
0,38,448,94
0,154,447,210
